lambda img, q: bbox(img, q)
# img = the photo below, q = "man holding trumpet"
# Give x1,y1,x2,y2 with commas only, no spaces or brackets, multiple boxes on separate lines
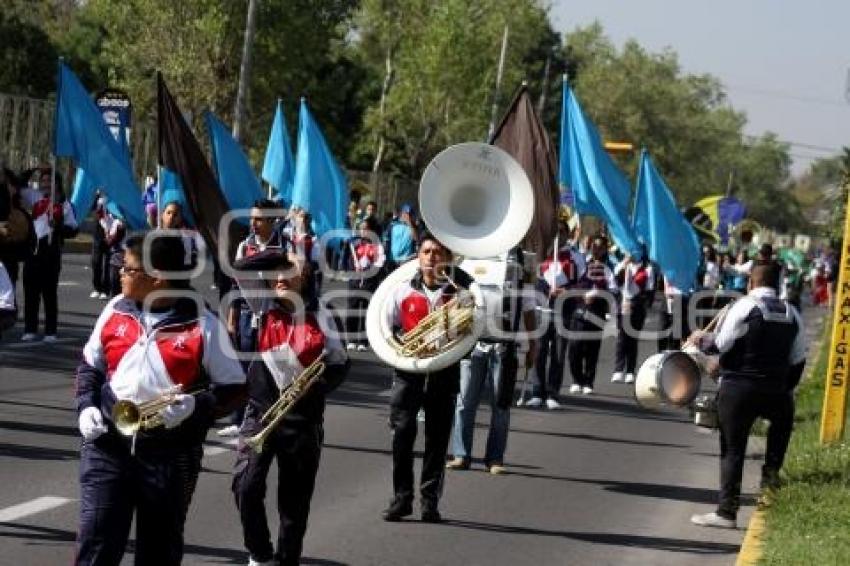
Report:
230,250,349,566
74,234,246,566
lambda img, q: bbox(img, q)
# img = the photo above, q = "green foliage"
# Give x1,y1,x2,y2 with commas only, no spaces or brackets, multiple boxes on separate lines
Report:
0,11,58,97
0,2,828,232
760,323,850,565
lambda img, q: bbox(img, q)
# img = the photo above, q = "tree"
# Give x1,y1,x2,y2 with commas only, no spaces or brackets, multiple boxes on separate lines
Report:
0,11,58,97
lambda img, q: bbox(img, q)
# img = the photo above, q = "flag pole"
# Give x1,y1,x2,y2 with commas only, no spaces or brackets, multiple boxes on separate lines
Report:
486,24,509,142
156,163,162,228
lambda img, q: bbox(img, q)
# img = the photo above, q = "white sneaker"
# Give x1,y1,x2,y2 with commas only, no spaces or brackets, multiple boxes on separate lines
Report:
248,558,278,566
98,293,109,300
569,384,582,394
582,386,593,395
690,512,735,529
545,398,561,410
42,335,58,344
525,397,543,408
346,343,357,351
624,373,635,384
611,372,624,383
89,291,100,299
357,344,369,352
217,424,240,437
20,333,38,342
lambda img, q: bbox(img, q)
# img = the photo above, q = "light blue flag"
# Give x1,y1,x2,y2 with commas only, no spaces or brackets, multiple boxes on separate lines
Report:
205,111,263,218
53,62,146,229
632,150,700,291
291,98,348,237
70,124,131,220
559,78,640,256
262,100,296,204
158,168,195,227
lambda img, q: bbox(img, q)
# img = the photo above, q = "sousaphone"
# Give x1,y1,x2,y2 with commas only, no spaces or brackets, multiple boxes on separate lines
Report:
366,143,535,373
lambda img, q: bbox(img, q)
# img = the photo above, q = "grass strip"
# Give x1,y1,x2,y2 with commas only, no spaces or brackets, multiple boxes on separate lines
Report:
760,322,850,565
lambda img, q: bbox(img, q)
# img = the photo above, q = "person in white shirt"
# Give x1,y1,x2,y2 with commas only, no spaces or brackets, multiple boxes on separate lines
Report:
612,249,655,383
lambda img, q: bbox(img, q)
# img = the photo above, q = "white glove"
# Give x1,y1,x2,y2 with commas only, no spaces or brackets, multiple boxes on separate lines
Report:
78,407,108,441
160,394,196,429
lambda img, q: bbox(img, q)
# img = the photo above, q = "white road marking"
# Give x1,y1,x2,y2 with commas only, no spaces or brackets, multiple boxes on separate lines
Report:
58,281,79,287
203,438,239,456
0,496,73,522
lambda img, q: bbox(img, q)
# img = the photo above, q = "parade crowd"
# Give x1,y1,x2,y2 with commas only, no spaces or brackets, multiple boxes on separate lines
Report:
0,165,829,565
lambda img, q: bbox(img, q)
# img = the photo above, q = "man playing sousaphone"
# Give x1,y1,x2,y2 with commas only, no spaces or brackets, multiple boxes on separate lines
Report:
231,250,349,566
382,233,475,523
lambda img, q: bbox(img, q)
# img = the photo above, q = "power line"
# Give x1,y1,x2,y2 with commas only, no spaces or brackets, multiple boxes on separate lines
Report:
724,83,849,108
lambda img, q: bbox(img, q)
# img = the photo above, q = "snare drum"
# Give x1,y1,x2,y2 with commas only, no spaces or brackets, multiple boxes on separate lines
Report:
635,350,703,410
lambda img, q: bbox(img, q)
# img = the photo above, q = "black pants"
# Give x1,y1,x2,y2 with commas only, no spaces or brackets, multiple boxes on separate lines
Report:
76,438,202,566
614,300,648,374
568,317,604,388
233,413,323,566
533,318,568,399
716,379,794,519
23,254,60,335
90,245,109,294
389,372,457,506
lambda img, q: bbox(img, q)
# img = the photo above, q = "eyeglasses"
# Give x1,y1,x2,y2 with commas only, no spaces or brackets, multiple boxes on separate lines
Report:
119,266,145,276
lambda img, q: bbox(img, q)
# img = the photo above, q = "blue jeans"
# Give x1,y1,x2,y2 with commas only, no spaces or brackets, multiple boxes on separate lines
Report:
451,344,511,465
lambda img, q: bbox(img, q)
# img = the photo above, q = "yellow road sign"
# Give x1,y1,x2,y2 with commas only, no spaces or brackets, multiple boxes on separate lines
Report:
820,186,850,444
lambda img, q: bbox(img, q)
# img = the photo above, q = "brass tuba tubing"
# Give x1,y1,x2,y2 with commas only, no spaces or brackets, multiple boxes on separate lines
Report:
244,356,326,454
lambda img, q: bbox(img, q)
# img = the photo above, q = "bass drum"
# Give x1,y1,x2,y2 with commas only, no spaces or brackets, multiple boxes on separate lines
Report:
635,350,703,410
365,259,486,373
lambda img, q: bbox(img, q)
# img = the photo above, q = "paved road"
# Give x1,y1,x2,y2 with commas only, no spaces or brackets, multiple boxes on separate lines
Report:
0,254,822,565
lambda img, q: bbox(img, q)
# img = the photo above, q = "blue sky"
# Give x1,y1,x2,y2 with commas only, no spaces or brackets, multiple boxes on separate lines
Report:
550,0,850,176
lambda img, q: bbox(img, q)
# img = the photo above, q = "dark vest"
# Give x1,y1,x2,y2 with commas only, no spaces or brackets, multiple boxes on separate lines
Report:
720,296,798,385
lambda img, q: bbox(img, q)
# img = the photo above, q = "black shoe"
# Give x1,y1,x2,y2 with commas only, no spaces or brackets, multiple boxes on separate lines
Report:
421,503,442,523
760,467,783,490
382,498,413,521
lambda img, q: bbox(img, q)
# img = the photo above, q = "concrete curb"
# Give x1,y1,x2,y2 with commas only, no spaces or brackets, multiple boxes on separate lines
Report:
735,503,767,565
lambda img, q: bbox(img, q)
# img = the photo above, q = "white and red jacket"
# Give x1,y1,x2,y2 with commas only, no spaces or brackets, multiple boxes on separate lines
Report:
76,296,245,434
538,247,585,293
615,259,655,303
32,197,77,245
350,238,386,272
247,303,349,421
386,268,475,335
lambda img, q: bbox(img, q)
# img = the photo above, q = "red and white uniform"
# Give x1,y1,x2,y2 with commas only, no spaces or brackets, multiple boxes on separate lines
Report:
32,197,77,241
256,305,347,391
81,296,244,406
538,248,585,291
0,263,13,311
351,239,386,272
385,269,475,335
615,260,655,303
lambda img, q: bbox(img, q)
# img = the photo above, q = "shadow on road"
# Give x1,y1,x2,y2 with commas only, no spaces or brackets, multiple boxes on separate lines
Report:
444,519,740,555
506,427,689,449
0,442,78,461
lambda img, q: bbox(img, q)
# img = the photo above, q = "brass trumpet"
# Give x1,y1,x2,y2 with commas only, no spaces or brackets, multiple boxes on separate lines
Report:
397,293,476,358
244,355,326,453
112,384,204,437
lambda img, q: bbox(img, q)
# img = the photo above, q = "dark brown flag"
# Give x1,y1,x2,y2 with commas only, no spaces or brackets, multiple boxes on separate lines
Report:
157,73,244,261
490,85,559,261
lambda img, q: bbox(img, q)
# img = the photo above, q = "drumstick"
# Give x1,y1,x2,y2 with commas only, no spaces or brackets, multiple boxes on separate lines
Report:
682,302,733,349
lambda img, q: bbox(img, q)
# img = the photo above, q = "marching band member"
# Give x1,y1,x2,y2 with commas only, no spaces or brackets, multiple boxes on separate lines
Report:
527,221,584,407
22,168,78,342
689,264,806,528
612,246,655,384
383,234,473,523
223,199,290,437
568,236,618,393
231,250,349,566
74,234,246,565
346,216,386,351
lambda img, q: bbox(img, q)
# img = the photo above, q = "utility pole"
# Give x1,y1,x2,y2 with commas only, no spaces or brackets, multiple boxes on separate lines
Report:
233,0,259,143
487,24,509,142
